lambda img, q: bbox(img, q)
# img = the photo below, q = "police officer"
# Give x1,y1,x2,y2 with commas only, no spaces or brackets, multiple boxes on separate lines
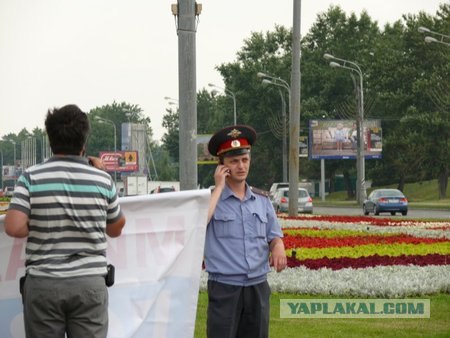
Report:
205,125,287,338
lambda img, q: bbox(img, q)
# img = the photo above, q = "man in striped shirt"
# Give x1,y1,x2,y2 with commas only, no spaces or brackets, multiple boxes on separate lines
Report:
5,104,126,338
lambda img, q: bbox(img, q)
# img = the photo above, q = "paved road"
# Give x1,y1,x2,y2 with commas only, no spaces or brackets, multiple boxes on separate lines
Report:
314,206,450,220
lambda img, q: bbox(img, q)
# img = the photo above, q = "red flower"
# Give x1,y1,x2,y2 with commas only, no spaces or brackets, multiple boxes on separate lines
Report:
282,233,448,249
287,254,450,270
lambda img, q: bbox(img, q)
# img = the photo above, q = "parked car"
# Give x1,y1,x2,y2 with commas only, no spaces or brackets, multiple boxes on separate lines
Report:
3,186,14,197
269,182,290,199
150,186,176,194
363,188,408,216
271,187,313,214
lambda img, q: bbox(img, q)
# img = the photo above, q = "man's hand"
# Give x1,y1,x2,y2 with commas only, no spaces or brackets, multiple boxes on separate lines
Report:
87,156,106,170
213,164,230,190
269,237,287,272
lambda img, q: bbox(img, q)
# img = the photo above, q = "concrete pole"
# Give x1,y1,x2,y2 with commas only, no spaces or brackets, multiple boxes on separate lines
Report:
320,159,325,201
10,141,17,186
177,0,198,190
357,71,366,204
278,88,288,183
288,0,301,216
113,123,117,184
232,92,237,125
0,150,3,189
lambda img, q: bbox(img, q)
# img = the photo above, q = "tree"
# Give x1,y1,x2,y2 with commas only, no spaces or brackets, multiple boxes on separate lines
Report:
87,101,159,181
158,4,449,196
88,101,150,156
367,3,450,198
161,107,179,162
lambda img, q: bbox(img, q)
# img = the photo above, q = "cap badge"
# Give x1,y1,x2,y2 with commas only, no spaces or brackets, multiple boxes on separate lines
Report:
227,129,242,138
231,140,241,148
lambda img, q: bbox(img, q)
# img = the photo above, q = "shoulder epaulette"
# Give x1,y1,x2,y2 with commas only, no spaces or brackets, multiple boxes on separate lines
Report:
250,186,270,198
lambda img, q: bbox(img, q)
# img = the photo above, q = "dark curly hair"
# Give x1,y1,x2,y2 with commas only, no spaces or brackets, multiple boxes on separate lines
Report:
45,104,90,155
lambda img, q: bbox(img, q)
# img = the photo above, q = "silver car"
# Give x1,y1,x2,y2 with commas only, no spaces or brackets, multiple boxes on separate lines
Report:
271,187,313,214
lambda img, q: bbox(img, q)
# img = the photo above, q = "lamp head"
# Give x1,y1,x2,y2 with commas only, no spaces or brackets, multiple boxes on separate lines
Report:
323,53,334,60
424,36,437,43
329,61,341,68
418,26,430,34
257,72,267,78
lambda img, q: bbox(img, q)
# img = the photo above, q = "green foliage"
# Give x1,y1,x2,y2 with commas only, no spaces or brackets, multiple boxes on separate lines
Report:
157,4,449,194
161,107,179,163
325,178,450,207
151,145,178,181
88,101,150,156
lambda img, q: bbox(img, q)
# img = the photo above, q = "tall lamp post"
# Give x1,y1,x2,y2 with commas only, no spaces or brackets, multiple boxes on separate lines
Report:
164,96,179,106
257,72,290,183
95,117,117,183
208,83,237,125
0,149,3,190
8,140,17,186
418,26,450,47
324,53,367,204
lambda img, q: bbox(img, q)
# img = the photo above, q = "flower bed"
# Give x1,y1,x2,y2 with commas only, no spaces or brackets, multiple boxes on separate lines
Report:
199,215,450,297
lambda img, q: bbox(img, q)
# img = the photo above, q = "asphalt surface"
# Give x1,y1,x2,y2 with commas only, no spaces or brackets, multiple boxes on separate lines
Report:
314,206,450,220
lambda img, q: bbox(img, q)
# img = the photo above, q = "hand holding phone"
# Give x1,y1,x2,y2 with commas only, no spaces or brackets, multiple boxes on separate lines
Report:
87,156,106,171
214,164,230,188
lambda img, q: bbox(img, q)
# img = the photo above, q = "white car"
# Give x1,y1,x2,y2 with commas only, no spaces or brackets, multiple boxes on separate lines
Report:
4,186,14,197
271,187,313,214
269,182,289,199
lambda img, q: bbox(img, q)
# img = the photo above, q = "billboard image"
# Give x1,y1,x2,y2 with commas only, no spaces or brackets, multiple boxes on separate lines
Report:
197,134,217,165
309,119,382,160
299,136,308,158
100,151,139,172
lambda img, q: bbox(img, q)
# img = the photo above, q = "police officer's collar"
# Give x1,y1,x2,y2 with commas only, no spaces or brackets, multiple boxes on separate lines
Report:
221,183,255,201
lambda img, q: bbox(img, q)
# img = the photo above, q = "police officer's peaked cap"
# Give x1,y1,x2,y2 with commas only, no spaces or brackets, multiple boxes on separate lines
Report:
208,125,257,157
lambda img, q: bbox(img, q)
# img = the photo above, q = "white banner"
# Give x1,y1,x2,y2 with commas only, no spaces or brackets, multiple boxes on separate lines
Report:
0,189,210,338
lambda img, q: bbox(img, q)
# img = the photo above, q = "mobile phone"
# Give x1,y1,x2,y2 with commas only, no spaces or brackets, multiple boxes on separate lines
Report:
105,264,115,287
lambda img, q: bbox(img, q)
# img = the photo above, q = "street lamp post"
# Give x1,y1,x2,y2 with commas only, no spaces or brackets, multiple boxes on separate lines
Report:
418,26,450,47
257,72,290,183
324,53,367,204
0,149,3,190
208,83,237,125
95,117,117,183
164,96,179,106
8,140,17,186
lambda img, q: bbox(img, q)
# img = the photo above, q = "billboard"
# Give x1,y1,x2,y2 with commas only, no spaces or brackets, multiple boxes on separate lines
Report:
299,136,308,158
100,151,139,172
197,134,217,165
2,166,16,180
309,119,382,160
121,123,147,175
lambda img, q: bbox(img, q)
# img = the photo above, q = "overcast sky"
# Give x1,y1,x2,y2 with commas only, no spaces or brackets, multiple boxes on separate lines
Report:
0,0,445,141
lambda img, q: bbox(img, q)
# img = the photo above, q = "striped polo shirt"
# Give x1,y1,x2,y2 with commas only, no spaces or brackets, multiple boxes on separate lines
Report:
8,155,123,278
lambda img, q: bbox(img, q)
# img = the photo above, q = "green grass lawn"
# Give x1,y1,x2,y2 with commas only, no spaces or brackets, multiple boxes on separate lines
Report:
315,178,450,210
194,292,450,338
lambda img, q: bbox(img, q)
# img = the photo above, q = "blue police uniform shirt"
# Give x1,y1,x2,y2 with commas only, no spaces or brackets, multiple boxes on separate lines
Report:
204,183,283,286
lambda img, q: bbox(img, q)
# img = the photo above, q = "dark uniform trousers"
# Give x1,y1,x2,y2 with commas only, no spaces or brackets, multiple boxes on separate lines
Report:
207,280,271,338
